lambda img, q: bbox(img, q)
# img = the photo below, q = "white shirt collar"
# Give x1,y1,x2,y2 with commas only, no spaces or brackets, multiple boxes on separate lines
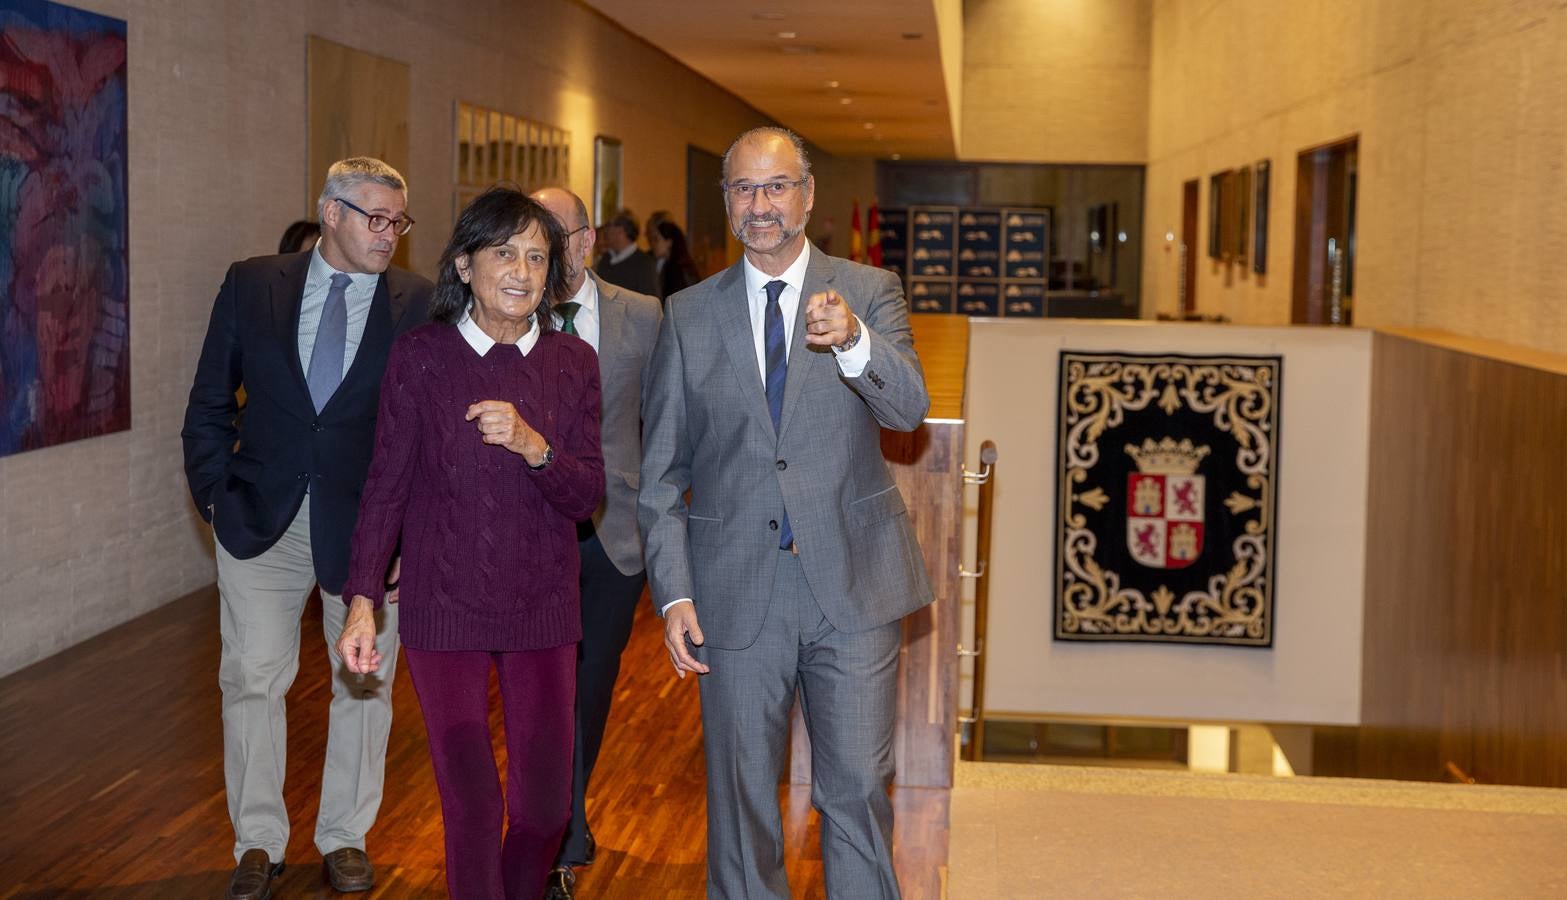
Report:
568,274,599,313
307,241,371,291
607,243,639,265
742,239,811,303
456,309,540,356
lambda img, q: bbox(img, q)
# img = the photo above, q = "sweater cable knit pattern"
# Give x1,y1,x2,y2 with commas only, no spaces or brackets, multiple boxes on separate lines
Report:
344,321,604,651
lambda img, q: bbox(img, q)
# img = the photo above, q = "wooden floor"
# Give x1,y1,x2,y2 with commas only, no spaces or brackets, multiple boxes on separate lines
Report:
0,587,949,898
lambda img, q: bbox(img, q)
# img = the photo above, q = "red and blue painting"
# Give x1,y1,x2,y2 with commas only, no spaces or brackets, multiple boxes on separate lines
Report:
0,0,129,457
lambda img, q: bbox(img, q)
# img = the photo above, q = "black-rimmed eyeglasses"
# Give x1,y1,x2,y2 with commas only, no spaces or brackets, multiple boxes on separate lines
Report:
336,198,415,236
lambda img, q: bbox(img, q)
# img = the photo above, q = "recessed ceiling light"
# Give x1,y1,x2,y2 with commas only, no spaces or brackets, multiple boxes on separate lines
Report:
775,31,797,39
753,11,786,20
863,122,875,130
839,97,853,105
825,80,840,88
891,153,902,160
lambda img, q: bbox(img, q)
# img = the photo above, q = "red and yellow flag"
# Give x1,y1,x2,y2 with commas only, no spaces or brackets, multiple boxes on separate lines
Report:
849,200,863,262
867,203,882,267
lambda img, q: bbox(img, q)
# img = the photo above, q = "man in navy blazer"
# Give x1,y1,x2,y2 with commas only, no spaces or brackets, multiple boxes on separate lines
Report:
182,158,432,899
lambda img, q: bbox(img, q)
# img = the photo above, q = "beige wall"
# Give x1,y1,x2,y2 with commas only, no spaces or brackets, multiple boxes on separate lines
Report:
1143,0,1567,350
0,0,786,676
962,0,1151,164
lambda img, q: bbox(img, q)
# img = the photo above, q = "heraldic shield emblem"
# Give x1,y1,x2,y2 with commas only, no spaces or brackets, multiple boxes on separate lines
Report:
1054,352,1282,647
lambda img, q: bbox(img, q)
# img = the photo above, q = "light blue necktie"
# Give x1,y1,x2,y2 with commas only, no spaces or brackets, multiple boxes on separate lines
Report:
764,280,793,550
307,272,352,413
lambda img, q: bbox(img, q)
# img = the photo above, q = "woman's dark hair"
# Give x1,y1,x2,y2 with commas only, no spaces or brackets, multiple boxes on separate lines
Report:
431,187,571,327
278,220,320,254
657,220,700,293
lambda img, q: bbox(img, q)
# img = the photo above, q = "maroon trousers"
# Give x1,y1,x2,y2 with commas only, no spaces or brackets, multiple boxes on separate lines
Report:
404,644,575,900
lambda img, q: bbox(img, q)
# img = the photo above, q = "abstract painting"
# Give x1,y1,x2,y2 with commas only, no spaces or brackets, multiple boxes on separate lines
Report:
0,0,129,457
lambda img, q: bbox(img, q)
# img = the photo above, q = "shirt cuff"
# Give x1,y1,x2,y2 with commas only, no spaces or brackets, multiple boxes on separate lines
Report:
833,316,872,377
660,597,693,616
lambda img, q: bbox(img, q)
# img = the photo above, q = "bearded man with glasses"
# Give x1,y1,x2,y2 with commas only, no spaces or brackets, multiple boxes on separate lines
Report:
182,157,433,899
640,127,932,899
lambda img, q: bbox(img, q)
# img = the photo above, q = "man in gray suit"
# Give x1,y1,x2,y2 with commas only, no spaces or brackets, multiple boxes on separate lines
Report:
639,127,933,899
532,187,662,900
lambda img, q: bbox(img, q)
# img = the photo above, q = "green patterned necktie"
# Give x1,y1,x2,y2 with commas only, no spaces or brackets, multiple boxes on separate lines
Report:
557,301,581,336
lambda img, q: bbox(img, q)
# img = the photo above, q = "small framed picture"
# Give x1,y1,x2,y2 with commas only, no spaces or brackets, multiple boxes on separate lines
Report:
593,135,623,226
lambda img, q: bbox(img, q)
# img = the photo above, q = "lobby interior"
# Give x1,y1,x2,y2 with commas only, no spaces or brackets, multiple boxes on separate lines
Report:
3,1,1567,896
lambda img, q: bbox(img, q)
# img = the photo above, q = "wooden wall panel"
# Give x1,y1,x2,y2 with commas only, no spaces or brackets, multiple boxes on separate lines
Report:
790,316,969,789
1316,331,1567,787
307,36,411,268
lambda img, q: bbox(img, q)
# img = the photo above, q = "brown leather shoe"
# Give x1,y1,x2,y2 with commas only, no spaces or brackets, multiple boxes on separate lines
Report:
322,847,375,892
226,849,283,900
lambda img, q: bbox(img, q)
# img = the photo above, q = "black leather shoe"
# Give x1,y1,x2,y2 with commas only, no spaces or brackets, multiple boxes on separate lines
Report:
543,866,576,900
322,847,375,892
583,828,596,866
226,849,283,900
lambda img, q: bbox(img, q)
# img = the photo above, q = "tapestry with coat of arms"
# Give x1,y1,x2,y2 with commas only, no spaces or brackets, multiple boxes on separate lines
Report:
1053,352,1282,647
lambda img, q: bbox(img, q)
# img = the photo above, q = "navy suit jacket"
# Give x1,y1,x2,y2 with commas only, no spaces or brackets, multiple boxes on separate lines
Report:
181,251,433,593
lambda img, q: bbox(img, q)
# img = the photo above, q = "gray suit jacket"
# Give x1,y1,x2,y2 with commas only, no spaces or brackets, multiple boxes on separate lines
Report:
589,273,662,575
639,250,935,649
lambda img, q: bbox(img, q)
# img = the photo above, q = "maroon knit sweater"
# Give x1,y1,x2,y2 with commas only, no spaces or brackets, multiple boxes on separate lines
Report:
342,321,604,651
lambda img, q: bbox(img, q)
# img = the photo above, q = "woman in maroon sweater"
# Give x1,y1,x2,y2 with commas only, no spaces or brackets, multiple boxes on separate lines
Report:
336,187,604,899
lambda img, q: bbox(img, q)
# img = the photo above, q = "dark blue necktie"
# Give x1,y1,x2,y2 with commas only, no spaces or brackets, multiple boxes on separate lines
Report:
764,280,793,550
307,272,351,413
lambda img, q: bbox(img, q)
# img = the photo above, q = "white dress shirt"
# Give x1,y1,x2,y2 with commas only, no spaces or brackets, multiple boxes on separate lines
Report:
456,309,540,356
552,276,601,353
297,240,379,377
663,241,872,615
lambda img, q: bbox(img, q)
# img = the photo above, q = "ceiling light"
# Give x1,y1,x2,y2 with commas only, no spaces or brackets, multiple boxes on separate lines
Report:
825,80,840,88
775,31,797,39
839,97,853,105
891,153,902,160
863,122,875,129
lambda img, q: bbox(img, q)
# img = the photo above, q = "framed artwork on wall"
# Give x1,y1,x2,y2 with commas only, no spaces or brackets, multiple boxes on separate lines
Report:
593,135,623,227
1253,159,1270,275
1,0,130,457
1207,170,1227,259
1236,166,1251,264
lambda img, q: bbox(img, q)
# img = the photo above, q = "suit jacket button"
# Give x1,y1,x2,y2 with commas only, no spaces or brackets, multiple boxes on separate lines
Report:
768,519,779,531
776,459,787,471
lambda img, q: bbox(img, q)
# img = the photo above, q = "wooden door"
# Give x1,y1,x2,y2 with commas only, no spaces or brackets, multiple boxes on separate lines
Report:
1292,137,1359,324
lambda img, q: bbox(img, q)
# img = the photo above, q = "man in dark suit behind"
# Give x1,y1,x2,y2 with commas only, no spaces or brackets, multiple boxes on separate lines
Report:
532,187,662,900
640,127,933,898
182,158,433,899
593,209,659,297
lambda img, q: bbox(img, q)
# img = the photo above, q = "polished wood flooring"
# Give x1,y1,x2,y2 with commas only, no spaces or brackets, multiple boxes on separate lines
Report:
0,587,949,898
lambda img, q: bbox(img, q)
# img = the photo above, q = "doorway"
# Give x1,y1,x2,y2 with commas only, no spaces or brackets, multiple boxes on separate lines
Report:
1292,137,1358,324
1180,179,1199,316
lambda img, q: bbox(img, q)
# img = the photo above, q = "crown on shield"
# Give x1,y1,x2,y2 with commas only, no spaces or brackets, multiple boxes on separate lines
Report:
1124,437,1210,475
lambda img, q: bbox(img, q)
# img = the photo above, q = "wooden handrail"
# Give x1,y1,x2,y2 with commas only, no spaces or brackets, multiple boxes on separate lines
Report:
961,440,999,762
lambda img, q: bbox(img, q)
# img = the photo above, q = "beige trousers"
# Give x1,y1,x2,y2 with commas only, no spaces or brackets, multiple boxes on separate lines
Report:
215,501,398,863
